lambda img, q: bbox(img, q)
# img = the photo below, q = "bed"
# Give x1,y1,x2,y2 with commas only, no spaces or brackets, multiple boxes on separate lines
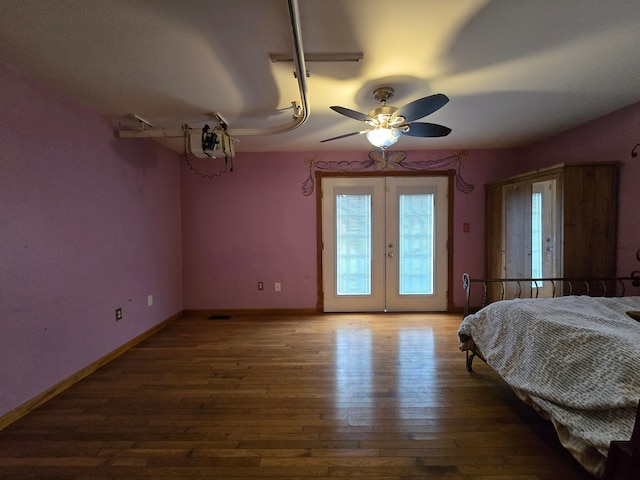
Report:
457,273,640,479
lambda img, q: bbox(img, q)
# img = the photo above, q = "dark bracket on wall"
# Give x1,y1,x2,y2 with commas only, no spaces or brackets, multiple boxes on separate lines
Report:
301,150,474,196
632,143,640,157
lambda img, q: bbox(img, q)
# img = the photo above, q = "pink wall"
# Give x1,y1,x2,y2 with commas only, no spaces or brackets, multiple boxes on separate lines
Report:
0,61,183,418
181,152,318,309
180,148,523,310
523,101,640,278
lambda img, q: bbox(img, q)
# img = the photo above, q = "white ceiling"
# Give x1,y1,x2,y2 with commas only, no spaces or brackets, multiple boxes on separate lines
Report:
2,0,640,153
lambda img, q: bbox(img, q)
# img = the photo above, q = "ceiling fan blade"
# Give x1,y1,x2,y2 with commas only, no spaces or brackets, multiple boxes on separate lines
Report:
330,106,374,122
401,122,452,138
320,131,366,143
393,93,449,123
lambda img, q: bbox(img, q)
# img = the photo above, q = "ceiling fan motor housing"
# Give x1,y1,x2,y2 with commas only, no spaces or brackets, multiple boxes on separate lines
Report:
368,105,405,130
368,105,398,121
370,88,404,127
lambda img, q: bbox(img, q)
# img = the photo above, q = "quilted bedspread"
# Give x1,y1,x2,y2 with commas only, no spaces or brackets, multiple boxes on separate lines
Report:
458,295,640,477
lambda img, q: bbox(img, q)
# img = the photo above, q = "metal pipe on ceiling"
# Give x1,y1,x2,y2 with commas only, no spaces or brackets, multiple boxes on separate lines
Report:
229,0,309,136
118,0,309,140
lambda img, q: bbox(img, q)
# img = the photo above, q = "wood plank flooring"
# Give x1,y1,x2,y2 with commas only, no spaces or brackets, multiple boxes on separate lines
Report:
0,313,594,479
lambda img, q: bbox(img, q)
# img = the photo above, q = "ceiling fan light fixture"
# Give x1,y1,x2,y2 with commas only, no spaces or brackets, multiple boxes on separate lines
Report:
322,86,451,147
366,127,401,149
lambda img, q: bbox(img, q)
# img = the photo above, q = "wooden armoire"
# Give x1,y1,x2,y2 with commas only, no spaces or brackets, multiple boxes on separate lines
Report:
485,162,619,300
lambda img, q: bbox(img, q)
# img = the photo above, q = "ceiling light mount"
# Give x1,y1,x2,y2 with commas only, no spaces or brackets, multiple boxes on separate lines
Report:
373,86,394,104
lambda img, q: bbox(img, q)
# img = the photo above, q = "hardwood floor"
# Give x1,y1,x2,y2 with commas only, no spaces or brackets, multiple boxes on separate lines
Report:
0,313,593,479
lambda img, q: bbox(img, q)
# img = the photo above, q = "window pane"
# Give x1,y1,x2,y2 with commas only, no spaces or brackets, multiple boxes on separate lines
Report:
399,194,434,295
336,194,371,295
531,192,543,284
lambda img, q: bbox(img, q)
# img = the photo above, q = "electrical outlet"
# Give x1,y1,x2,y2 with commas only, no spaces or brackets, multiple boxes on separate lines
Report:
147,295,153,306
258,281,264,290
115,308,123,321
275,282,281,292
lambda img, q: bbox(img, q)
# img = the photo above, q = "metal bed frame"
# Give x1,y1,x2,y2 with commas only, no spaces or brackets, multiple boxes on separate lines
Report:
461,272,640,372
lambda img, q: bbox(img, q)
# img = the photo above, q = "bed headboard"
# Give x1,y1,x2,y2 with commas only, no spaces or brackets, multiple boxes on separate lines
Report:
462,273,640,317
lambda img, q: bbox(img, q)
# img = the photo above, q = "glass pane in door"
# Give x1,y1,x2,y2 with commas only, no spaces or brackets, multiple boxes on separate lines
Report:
531,191,543,281
398,193,434,295
336,194,371,295
530,179,558,297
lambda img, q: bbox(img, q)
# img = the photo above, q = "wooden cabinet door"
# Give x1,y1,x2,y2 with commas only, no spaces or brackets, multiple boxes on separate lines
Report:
485,185,504,303
562,165,618,279
503,181,532,298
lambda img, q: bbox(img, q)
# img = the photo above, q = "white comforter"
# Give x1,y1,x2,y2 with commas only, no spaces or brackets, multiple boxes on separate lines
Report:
458,295,640,477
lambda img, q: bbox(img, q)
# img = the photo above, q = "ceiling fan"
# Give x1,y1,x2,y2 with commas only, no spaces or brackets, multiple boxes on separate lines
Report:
321,86,451,149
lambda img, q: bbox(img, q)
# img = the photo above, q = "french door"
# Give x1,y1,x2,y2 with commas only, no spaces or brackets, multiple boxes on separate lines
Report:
321,175,449,312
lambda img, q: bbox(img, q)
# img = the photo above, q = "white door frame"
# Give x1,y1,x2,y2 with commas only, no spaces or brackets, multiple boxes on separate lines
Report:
317,172,453,313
